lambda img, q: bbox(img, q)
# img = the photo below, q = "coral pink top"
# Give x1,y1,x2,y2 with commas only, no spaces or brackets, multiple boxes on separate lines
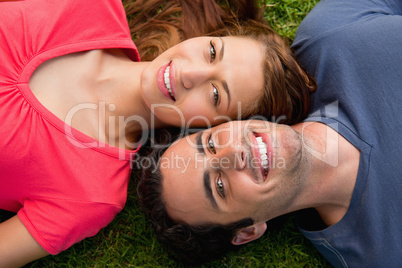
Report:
0,0,140,254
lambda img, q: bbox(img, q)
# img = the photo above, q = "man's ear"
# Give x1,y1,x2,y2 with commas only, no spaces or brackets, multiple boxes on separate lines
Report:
231,222,267,245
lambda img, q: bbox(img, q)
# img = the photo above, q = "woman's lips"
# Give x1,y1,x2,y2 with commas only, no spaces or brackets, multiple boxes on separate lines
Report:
157,61,176,101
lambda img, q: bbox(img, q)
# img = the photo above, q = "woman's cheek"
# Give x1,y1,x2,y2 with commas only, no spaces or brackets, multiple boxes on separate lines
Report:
181,104,214,127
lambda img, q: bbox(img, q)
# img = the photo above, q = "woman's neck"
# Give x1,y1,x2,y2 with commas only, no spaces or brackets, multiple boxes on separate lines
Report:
90,49,157,148
29,48,169,149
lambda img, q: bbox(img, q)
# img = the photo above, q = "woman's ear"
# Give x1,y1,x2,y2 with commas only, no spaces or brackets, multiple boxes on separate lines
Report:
231,222,267,245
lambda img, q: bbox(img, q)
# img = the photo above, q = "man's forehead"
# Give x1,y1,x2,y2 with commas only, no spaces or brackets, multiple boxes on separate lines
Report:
159,133,201,173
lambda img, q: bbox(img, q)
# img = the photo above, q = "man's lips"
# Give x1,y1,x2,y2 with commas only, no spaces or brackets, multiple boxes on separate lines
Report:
250,132,272,182
157,61,176,101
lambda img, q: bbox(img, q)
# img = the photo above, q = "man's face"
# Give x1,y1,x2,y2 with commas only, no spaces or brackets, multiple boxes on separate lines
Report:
160,120,308,226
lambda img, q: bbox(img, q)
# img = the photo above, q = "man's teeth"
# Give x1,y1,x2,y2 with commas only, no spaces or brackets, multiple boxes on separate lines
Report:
164,66,175,100
256,137,269,171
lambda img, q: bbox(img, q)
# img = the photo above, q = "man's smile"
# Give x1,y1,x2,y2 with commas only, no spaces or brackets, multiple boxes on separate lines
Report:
249,131,273,183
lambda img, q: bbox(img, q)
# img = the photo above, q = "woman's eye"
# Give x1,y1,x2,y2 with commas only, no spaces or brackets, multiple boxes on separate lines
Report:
213,86,219,106
209,40,216,63
207,134,216,154
216,176,225,198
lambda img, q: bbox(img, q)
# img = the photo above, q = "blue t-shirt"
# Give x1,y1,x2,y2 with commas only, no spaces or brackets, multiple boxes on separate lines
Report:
292,0,402,267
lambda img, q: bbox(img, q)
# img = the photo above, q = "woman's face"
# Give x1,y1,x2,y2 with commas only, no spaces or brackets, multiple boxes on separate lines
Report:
140,36,265,127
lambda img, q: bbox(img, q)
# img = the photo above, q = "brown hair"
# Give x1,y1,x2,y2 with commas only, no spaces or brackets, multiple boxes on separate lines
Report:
124,0,262,61
124,0,316,124
208,20,317,124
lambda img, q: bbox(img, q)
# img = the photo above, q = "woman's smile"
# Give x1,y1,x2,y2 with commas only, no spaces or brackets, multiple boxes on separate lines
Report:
157,61,177,101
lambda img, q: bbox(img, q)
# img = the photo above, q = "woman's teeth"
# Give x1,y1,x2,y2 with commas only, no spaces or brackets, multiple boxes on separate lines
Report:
256,136,269,173
164,66,175,100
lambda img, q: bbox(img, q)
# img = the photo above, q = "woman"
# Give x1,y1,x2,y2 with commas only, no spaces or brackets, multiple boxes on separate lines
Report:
126,0,316,125
0,0,315,266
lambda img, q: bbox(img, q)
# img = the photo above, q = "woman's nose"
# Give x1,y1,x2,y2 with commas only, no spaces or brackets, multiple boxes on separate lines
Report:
181,65,213,89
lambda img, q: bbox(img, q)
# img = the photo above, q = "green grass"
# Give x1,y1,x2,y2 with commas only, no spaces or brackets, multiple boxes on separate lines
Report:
12,190,329,267
263,0,320,41
2,0,330,267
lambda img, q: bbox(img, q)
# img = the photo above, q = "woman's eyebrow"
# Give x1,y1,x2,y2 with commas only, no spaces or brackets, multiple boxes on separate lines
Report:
218,37,231,110
223,81,231,111
219,37,225,61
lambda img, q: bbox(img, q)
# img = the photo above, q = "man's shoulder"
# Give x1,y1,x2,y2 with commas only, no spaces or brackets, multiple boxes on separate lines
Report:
292,0,399,53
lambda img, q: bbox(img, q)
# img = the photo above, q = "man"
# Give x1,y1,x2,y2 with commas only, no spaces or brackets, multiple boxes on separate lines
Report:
136,0,402,266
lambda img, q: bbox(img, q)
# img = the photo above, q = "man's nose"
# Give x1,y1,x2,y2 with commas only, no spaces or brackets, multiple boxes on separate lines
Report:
217,142,248,171
181,65,213,89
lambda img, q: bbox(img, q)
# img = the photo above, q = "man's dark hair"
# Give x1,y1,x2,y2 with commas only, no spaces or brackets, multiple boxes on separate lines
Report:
134,128,254,265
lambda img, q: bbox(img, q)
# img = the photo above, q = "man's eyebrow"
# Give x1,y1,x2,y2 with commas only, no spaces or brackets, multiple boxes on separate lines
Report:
196,131,205,155
196,131,219,209
203,170,218,210
218,37,231,110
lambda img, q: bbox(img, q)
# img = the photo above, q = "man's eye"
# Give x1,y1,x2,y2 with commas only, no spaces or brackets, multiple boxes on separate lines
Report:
216,176,225,198
209,40,216,63
213,86,219,106
207,134,216,154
